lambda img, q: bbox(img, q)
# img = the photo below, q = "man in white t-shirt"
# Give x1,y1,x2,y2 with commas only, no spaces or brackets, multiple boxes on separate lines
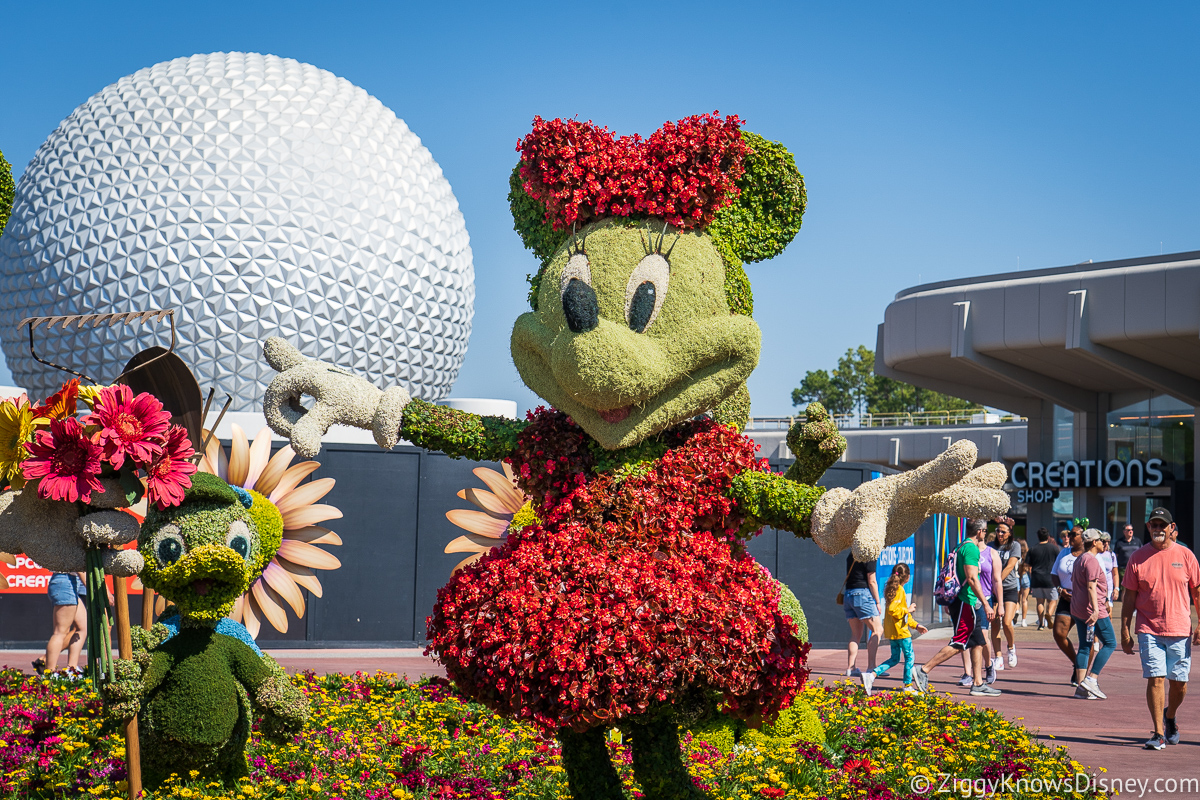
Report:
1051,525,1085,685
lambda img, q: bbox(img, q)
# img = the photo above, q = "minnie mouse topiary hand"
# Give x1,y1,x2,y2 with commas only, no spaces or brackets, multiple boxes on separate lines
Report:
783,402,847,486
262,337,410,459
810,440,1009,561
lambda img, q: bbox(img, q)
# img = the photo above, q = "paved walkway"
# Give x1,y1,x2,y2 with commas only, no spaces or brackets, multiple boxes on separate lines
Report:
8,618,1200,796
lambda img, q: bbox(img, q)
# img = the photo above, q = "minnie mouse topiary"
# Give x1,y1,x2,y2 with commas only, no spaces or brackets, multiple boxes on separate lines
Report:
262,112,1009,800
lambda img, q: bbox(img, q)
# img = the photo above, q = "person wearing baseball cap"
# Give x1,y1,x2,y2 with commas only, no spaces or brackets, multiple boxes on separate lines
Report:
1122,507,1200,749
1097,531,1119,606
1071,529,1115,699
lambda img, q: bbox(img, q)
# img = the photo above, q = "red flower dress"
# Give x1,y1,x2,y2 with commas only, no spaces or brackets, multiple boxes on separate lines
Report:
426,409,809,732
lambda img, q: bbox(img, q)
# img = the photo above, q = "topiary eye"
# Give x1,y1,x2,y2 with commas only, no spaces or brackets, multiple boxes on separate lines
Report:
152,525,186,567
226,520,253,562
625,254,669,334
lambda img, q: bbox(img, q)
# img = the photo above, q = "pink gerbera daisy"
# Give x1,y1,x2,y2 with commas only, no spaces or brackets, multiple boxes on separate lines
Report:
145,426,198,510
22,417,105,503
86,384,171,470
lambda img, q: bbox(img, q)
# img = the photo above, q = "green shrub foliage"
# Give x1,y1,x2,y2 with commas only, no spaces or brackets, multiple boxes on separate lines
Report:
729,471,827,536
689,699,825,755
0,150,12,240
400,398,527,461
707,131,806,265
777,582,808,642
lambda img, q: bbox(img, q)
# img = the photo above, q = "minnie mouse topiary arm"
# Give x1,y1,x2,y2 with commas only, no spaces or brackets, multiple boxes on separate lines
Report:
399,399,528,462
728,402,846,536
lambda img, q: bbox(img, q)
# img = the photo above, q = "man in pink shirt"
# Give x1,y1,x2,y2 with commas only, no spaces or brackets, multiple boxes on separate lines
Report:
1121,508,1200,750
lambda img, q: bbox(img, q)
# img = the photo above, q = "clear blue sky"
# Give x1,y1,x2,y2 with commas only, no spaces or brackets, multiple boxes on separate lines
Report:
2,2,1197,416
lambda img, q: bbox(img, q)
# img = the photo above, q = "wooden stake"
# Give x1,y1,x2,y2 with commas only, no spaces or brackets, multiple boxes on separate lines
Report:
141,588,155,630
114,579,142,799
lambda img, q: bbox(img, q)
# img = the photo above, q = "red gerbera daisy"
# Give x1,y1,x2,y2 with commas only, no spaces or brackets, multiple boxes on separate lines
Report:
22,417,105,503
145,426,197,510
86,384,171,470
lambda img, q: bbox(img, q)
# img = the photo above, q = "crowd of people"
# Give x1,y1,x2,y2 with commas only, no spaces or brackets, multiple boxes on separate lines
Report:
843,510,1200,751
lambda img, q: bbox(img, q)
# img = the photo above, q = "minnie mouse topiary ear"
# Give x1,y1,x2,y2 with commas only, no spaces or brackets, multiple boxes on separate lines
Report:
707,131,806,266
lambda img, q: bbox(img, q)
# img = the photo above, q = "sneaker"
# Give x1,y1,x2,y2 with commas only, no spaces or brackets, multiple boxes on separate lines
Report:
1008,647,1017,668
1069,668,1079,687
31,658,46,676
1073,684,1094,700
902,685,920,694
1145,732,1167,750
1080,675,1107,700
860,672,875,696
1165,717,1180,745
846,667,862,678
970,684,1002,696
985,664,997,685
957,672,973,687
1021,617,1029,627
993,656,1005,672
913,666,930,693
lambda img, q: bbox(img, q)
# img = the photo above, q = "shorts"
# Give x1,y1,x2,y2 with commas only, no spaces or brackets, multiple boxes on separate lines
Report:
949,599,986,650
1139,633,1192,682
1031,587,1057,601
843,588,879,620
1020,573,1030,590
1055,595,1073,617
1002,587,1020,604
47,573,85,606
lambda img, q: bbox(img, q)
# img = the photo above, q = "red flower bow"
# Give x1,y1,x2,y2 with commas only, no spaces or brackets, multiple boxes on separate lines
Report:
517,112,749,232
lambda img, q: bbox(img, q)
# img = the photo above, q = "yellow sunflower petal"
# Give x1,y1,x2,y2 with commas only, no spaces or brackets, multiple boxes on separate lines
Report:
242,427,273,490
283,526,342,546
445,509,510,537
229,593,245,623
444,534,499,554
473,467,525,512
281,503,342,529
501,461,517,484
154,594,168,616
268,462,321,504
0,552,15,566
277,559,323,597
255,444,296,497
277,540,341,570
263,561,306,617
202,429,228,482
251,579,289,634
462,487,517,518
242,594,262,638
453,553,484,573
226,424,250,488
275,478,336,517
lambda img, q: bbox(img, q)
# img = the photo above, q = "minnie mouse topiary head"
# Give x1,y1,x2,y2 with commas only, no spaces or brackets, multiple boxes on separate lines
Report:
508,113,806,449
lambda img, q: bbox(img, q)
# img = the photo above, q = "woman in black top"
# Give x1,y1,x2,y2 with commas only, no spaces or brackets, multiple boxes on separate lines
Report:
843,553,882,676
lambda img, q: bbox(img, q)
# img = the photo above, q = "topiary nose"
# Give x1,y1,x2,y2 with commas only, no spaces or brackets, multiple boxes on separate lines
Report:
562,279,599,333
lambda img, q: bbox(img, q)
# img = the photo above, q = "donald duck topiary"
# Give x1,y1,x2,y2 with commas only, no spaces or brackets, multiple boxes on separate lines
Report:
261,112,1009,800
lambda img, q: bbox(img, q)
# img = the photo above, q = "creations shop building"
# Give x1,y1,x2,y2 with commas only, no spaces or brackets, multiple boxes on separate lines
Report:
874,250,1199,548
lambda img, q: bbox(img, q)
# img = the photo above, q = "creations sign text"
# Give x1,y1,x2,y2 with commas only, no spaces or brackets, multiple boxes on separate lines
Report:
1011,458,1163,503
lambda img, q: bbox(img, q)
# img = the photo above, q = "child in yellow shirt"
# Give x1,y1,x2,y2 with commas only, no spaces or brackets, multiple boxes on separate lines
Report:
861,563,927,694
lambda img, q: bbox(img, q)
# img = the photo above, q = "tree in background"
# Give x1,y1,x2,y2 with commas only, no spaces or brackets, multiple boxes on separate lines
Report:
792,346,976,416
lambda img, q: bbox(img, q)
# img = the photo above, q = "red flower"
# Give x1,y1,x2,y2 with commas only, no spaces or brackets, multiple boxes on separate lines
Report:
760,789,787,799
22,417,104,503
30,380,80,421
86,384,171,470
144,426,197,510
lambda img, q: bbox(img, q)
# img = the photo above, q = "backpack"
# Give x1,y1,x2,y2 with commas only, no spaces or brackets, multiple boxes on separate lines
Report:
933,550,960,606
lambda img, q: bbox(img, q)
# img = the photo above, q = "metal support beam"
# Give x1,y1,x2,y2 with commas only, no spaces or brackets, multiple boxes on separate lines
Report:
950,301,1098,412
1066,289,1200,406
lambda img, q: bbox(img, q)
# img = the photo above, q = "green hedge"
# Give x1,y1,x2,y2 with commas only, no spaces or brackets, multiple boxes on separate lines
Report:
0,150,13,239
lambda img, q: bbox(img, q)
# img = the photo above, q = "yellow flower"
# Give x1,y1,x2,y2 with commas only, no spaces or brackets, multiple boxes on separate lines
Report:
0,396,36,484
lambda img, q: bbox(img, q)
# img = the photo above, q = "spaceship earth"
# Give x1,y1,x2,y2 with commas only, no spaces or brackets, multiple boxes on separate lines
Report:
0,52,474,409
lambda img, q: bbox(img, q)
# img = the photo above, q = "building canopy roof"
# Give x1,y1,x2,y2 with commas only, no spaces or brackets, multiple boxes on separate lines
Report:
878,251,1200,415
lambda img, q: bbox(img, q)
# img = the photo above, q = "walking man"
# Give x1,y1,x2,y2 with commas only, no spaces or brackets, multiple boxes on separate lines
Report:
1114,524,1141,601
1052,524,1085,685
913,518,999,696
1121,508,1200,750
1025,528,1058,630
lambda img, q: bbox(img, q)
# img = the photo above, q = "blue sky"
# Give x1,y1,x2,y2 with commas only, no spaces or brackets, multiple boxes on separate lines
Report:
1,2,1197,416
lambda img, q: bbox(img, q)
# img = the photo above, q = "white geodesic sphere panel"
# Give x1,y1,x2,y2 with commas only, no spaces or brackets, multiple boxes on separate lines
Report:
0,52,473,409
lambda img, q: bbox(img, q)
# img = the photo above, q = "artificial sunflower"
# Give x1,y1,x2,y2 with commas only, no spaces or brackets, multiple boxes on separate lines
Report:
199,424,343,637
0,395,36,486
444,463,536,573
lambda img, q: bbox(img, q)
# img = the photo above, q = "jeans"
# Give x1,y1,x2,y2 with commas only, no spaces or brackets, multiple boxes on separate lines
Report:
874,638,915,685
1074,616,1115,675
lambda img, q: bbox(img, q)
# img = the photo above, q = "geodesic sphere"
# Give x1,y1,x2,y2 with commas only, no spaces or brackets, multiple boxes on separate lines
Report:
0,52,473,409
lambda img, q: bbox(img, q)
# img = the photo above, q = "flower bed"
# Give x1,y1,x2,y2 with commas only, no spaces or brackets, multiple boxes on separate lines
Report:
0,669,1106,799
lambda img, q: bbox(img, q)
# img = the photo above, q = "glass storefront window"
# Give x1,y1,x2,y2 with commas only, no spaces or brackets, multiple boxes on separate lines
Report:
1053,404,1074,461
1107,394,1195,481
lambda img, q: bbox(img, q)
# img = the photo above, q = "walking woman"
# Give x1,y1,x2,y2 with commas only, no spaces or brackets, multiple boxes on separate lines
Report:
992,518,1021,668
1072,529,1116,699
843,554,882,676
34,572,87,676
